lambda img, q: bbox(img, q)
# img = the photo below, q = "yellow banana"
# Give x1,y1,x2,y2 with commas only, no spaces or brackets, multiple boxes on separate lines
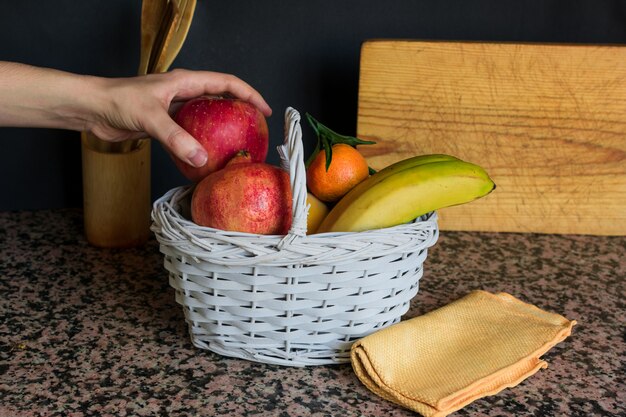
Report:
334,153,461,202
362,153,460,185
316,157,495,233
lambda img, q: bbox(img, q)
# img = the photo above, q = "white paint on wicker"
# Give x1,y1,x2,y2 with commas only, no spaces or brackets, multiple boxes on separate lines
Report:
151,107,439,367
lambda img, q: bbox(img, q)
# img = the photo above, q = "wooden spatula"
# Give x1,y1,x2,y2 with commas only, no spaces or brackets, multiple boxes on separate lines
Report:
138,0,169,76
152,0,197,73
148,0,181,74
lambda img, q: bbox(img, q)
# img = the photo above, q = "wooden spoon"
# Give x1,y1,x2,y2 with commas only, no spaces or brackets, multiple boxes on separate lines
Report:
153,0,197,73
148,0,181,74
138,0,170,76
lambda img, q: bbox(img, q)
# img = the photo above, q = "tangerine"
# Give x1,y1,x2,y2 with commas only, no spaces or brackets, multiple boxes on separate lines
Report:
306,143,370,203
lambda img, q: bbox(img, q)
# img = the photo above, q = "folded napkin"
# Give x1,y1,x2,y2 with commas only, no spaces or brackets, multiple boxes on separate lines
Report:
351,290,576,417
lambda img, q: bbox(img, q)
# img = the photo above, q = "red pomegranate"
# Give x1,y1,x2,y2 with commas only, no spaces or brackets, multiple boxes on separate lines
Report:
191,153,293,235
173,97,269,182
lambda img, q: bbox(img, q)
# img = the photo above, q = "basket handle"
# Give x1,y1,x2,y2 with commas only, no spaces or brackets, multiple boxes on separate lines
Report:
277,107,308,248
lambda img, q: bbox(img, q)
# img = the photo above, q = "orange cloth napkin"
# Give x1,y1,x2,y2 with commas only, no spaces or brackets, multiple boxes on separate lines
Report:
351,290,576,417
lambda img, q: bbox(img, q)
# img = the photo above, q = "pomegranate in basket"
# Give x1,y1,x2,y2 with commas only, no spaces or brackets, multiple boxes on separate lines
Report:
191,152,293,235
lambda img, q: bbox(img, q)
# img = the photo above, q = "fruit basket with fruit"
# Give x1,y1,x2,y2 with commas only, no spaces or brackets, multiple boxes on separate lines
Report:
151,107,493,367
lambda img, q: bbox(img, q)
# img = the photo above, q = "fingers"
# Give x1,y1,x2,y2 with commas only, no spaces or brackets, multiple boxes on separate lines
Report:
219,73,273,117
169,70,272,117
143,108,208,168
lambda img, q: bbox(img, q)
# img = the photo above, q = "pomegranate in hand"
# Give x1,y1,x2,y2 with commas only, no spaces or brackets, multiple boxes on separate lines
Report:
174,97,269,182
191,152,293,235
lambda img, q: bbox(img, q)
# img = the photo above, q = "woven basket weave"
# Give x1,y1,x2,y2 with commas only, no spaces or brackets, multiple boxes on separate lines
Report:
151,107,439,367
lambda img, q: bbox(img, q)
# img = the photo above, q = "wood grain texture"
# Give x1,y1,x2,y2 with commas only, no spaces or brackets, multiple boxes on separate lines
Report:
357,40,626,235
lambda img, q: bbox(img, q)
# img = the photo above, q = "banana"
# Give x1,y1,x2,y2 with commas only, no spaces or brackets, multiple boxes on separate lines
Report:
337,153,461,200
316,156,495,233
362,153,460,184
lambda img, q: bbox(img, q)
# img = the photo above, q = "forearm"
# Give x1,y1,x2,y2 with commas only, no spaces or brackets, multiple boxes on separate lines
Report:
0,61,106,131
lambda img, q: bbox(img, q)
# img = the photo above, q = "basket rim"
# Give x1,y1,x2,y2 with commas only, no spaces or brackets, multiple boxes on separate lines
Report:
152,183,438,240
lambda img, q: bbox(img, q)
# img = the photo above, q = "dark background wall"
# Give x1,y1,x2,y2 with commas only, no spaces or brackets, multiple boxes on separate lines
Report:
0,0,624,210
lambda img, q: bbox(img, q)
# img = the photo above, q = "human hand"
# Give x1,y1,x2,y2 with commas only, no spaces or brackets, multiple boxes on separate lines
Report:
88,69,272,167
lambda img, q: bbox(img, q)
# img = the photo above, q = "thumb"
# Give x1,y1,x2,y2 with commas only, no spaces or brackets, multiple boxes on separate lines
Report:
143,110,207,168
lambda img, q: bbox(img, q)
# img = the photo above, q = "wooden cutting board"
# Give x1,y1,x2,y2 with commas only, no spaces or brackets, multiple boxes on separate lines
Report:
356,40,626,235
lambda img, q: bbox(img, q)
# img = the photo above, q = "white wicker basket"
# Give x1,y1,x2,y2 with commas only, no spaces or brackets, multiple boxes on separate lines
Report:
151,107,439,367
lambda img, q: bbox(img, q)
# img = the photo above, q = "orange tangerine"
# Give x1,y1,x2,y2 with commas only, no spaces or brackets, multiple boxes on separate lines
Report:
306,143,370,203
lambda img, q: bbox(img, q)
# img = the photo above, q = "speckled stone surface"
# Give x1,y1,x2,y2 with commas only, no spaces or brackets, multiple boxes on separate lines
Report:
1,209,624,417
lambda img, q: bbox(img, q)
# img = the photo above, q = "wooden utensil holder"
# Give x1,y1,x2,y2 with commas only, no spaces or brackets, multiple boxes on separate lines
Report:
81,132,151,248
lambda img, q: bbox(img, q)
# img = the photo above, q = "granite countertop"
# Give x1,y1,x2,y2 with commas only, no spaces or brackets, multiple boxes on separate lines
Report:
1,209,624,417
